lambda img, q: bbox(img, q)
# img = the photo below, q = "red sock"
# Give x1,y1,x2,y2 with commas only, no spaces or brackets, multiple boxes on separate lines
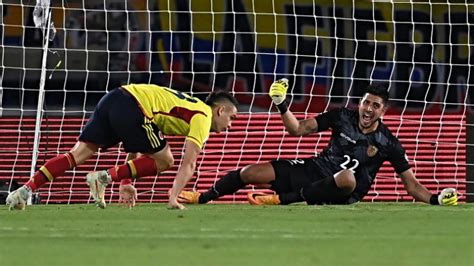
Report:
25,152,76,191
108,156,157,182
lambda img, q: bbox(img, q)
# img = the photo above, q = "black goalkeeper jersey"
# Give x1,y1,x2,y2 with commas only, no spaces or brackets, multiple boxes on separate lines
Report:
313,108,410,202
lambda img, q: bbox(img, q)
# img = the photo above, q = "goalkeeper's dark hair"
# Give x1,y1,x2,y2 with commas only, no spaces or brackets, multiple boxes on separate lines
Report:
365,83,390,104
205,90,239,107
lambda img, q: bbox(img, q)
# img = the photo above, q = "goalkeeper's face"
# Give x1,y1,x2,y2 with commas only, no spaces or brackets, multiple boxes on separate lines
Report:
358,93,387,132
211,103,238,133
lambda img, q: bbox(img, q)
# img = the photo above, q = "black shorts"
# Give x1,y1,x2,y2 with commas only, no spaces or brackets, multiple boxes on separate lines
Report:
79,87,167,153
270,158,353,205
270,158,323,194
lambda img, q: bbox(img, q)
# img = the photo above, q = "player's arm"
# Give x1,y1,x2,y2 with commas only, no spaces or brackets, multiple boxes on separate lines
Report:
399,168,432,203
280,111,318,136
269,78,317,136
168,139,201,209
399,168,458,205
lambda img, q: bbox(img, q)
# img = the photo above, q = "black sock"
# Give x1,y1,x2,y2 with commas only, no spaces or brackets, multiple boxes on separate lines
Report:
301,177,350,205
279,192,304,205
199,170,245,203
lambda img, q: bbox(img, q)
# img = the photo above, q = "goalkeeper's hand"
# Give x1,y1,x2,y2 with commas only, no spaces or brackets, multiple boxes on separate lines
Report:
269,78,289,105
438,188,458,206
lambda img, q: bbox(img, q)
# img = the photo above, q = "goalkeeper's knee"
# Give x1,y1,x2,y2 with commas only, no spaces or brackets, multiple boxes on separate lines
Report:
334,170,356,194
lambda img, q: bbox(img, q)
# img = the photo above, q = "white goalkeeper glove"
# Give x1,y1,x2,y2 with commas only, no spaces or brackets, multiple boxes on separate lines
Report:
437,188,458,206
269,78,289,105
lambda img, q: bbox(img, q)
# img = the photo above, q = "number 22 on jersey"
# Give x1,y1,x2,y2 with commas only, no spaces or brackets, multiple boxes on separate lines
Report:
340,155,359,173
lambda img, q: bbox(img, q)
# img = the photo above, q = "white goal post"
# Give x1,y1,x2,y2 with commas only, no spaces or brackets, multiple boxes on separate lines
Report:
0,0,471,204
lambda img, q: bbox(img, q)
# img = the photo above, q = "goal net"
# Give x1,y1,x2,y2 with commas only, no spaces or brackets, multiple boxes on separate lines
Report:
0,0,471,204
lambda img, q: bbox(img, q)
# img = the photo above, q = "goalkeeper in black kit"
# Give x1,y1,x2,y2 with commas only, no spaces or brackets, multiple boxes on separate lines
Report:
178,79,459,206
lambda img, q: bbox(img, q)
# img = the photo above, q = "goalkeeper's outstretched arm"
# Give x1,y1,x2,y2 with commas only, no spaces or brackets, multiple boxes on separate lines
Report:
399,168,458,205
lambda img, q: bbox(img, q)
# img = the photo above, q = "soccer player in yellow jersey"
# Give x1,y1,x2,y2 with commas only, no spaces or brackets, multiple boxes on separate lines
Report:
6,84,238,210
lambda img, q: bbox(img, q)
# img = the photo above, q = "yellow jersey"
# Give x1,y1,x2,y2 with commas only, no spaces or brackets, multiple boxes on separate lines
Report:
122,84,212,148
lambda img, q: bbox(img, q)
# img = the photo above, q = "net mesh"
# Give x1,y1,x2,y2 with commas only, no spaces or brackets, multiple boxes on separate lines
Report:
0,0,471,204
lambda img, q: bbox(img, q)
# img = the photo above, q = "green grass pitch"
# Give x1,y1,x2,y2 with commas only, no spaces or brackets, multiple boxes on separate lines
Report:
1,203,473,266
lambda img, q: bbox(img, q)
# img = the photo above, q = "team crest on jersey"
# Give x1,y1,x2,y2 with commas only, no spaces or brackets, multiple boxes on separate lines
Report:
367,145,378,157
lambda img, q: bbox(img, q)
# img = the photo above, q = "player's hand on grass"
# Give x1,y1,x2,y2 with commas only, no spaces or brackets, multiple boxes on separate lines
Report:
438,188,458,206
167,197,186,210
119,181,137,208
269,78,289,105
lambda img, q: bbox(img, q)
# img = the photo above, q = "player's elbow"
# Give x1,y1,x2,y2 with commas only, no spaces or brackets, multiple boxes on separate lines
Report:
190,161,197,170
287,129,298,136
182,159,196,171
287,128,303,136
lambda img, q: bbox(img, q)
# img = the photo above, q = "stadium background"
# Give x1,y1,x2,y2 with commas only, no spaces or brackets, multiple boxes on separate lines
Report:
0,0,472,203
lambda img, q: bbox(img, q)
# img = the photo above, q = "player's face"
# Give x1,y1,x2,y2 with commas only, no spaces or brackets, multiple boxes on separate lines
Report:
212,104,238,133
358,93,386,132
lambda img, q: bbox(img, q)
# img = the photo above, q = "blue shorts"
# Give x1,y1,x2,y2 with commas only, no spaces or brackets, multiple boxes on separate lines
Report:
79,88,167,153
